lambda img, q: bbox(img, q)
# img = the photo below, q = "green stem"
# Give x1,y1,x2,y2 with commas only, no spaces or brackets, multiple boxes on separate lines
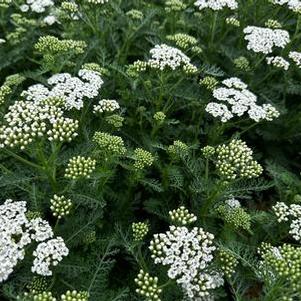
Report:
210,12,218,46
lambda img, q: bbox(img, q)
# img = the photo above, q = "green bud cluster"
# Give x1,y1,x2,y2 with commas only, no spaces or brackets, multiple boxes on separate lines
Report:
260,244,301,292
165,0,186,12
0,85,11,105
21,291,56,301
126,9,144,20
167,140,189,159
153,111,166,123
225,16,240,27
35,36,87,56
83,230,96,245
135,270,162,301
50,195,72,219
191,46,203,54
169,206,197,225
216,203,251,231
65,156,96,179
0,0,11,8
133,148,154,170
26,276,49,294
217,249,238,277
233,56,250,71
215,139,263,180
105,114,124,128
166,33,197,50
82,63,103,74
183,63,198,75
265,19,282,29
61,1,79,13
127,60,148,77
132,222,149,241
26,211,42,220
199,76,218,90
61,290,89,301
93,131,126,156
4,73,26,87
201,145,215,159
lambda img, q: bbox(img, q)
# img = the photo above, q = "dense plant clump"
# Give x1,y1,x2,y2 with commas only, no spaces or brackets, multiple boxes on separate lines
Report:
0,0,301,300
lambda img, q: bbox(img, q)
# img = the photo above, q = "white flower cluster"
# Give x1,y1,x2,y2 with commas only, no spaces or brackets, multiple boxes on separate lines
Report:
266,56,290,70
0,97,78,149
149,226,223,299
0,199,68,282
289,51,301,67
270,0,301,12
205,77,280,122
169,206,197,225
243,26,290,54
87,0,109,4
273,202,301,241
225,197,241,209
194,0,238,10
147,44,197,73
22,69,104,110
32,237,69,276
20,0,54,13
93,99,120,114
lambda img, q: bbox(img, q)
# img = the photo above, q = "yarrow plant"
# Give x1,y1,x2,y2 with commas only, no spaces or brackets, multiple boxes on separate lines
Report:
1,0,301,299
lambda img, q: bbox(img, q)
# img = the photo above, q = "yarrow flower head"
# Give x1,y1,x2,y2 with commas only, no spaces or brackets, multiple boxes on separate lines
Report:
194,0,238,10
273,201,301,242
64,156,96,179
132,222,149,241
126,9,144,20
93,99,120,114
199,76,218,91
233,56,250,70
22,69,104,111
266,56,290,70
265,19,282,29
93,132,126,156
149,226,223,299
225,16,240,27
50,195,72,219
86,0,109,4
169,206,197,225
205,77,280,122
133,148,154,170
21,0,54,13
215,139,263,180
202,145,215,158
153,111,166,123
0,199,68,282
146,44,197,73
269,0,301,12
0,85,11,105
135,270,162,301
289,51,301,67
243,26,290,54
31,237,69,276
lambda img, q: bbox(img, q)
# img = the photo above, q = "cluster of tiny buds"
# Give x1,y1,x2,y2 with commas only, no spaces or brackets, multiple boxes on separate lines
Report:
135,270,162,301
126,9,144,20
47,118,79,143
83,230,96,245
165,0,187,12
93,99,120,114
202,145,215,159
64,156,96,180
153,111,166,123
50,195,72,219
166,33,198,49
169,206,197,225
217,249,238,278
226,16,240,27
199,76,218,90
105,114,124,128
132,222,149,241
61,290,89,301
133,148,154,170
93,131,126,156
233,56,250,71
167,140,189,159
216,139,263,180
265,19,282,29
